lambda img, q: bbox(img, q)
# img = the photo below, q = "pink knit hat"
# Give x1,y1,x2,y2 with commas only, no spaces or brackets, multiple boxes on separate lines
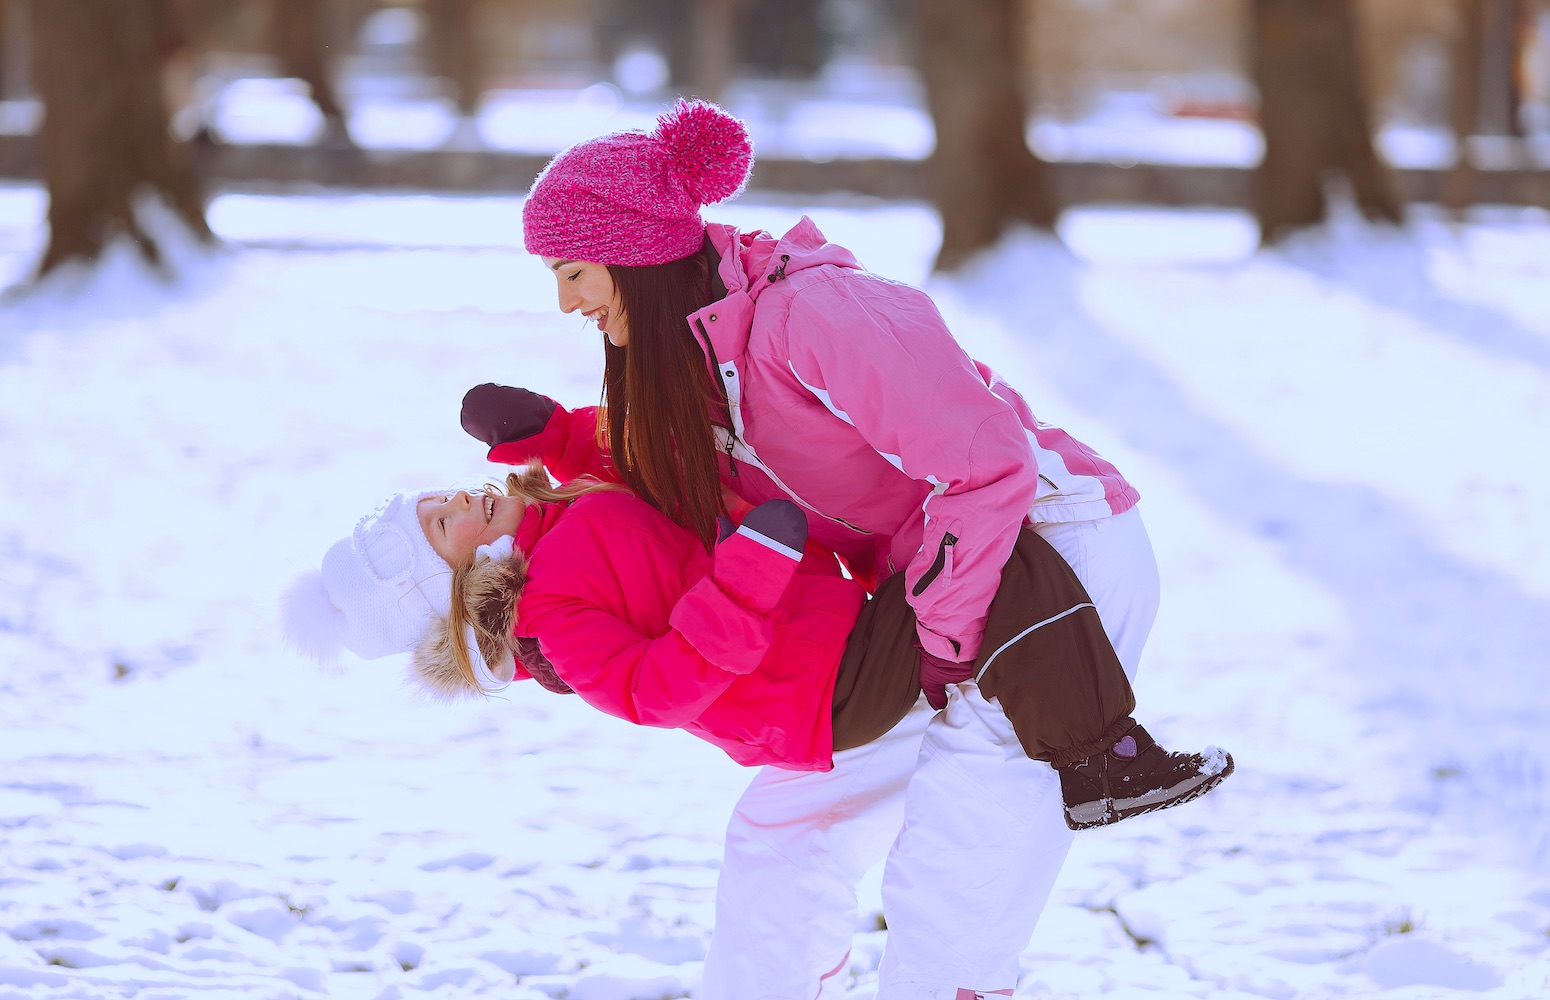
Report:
522,99,754,266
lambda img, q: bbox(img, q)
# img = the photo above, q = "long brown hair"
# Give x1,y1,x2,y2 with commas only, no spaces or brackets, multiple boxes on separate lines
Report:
431,462,621,698
603,246,724,549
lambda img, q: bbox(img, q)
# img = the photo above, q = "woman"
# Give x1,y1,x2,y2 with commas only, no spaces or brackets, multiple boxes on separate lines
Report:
467,99,1185,1000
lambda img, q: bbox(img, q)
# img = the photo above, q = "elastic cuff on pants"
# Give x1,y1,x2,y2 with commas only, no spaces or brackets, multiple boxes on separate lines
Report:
1050,715,1137,769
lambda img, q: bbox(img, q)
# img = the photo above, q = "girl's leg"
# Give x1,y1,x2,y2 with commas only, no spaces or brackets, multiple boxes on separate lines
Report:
699,697,935,1000
1031,508,1160,672
874,508,1160,999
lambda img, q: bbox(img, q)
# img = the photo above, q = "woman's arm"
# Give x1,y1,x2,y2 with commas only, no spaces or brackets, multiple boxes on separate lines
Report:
782,279,1042,664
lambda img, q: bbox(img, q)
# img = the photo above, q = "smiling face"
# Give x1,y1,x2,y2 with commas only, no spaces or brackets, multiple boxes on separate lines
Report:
543,257,629,347
416,489,527,565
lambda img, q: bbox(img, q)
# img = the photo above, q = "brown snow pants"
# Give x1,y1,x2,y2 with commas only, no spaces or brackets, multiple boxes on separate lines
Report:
830,525,1137,766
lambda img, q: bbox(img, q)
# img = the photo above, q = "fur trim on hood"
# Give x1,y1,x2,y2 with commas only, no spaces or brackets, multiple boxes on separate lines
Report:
410,551,528,702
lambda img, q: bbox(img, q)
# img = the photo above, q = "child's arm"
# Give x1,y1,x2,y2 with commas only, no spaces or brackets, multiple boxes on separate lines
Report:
517,499,810,730
460,383,617,484
521,598,751,729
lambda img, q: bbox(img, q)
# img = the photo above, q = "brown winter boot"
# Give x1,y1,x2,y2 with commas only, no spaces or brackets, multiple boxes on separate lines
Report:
1056,724,1234,830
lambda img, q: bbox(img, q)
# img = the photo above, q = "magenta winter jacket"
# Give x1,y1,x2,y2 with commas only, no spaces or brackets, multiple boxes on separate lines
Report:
513,491,864,771
494,218,1137,663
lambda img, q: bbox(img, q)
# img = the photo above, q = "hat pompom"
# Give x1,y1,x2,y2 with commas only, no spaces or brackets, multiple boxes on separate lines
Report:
655,99,752,207
280,570,347,664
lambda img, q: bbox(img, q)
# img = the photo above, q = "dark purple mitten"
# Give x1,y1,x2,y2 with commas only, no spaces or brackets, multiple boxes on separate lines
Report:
918,643,974,710
460,383,558,447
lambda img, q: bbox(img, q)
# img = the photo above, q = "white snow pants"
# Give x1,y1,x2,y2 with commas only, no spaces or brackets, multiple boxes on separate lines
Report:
698,508,1160,1000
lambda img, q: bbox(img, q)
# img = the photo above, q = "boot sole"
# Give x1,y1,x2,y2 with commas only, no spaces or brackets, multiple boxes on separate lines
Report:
1064,753,1236,831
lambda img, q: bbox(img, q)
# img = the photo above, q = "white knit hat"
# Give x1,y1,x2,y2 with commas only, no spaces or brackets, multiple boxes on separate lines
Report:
282,491,454,662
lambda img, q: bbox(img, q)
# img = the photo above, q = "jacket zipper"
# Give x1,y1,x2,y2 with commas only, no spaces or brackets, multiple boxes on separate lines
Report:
694,317,738,478
695,304,872,538
713,426,872,537
911,532,958,598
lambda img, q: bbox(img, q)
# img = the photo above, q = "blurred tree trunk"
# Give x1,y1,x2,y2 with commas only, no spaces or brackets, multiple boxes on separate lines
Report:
159,1,276,144
1446,0,1529,214
690,0,747,104
912,0,1054,271
424,0,485,118
598,0,694,91
1445,0,1486,213
270,0,351,144
1249,0,1402,244
1476,0,1525,136
31,0,211,277
0,0,10,100
739,0,824,79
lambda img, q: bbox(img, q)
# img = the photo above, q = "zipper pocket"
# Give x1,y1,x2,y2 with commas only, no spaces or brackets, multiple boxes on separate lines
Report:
911,532,958,598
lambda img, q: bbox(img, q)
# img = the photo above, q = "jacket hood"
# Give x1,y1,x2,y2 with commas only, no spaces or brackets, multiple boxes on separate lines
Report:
698,217,862,363
707,217,861,299
409,551,527,702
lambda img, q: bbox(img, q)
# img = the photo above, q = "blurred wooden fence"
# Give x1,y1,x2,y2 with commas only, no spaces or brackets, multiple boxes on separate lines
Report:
1,132,1546,209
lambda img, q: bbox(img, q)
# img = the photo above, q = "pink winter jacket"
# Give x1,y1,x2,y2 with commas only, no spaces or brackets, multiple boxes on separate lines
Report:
493,219,1138,663
512,491,865,771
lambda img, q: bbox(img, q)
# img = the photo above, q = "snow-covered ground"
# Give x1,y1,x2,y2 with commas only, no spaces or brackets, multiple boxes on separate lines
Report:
1,180,1548,1000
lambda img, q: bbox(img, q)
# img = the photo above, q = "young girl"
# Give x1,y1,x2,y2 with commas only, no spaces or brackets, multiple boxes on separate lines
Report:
283,464,1230,831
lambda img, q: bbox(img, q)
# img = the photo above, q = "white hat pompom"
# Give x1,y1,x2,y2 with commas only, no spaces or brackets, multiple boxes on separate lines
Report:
280,569,347,665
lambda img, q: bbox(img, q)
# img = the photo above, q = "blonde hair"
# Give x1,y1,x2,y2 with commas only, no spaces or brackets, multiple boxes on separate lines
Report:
414,461,621,700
